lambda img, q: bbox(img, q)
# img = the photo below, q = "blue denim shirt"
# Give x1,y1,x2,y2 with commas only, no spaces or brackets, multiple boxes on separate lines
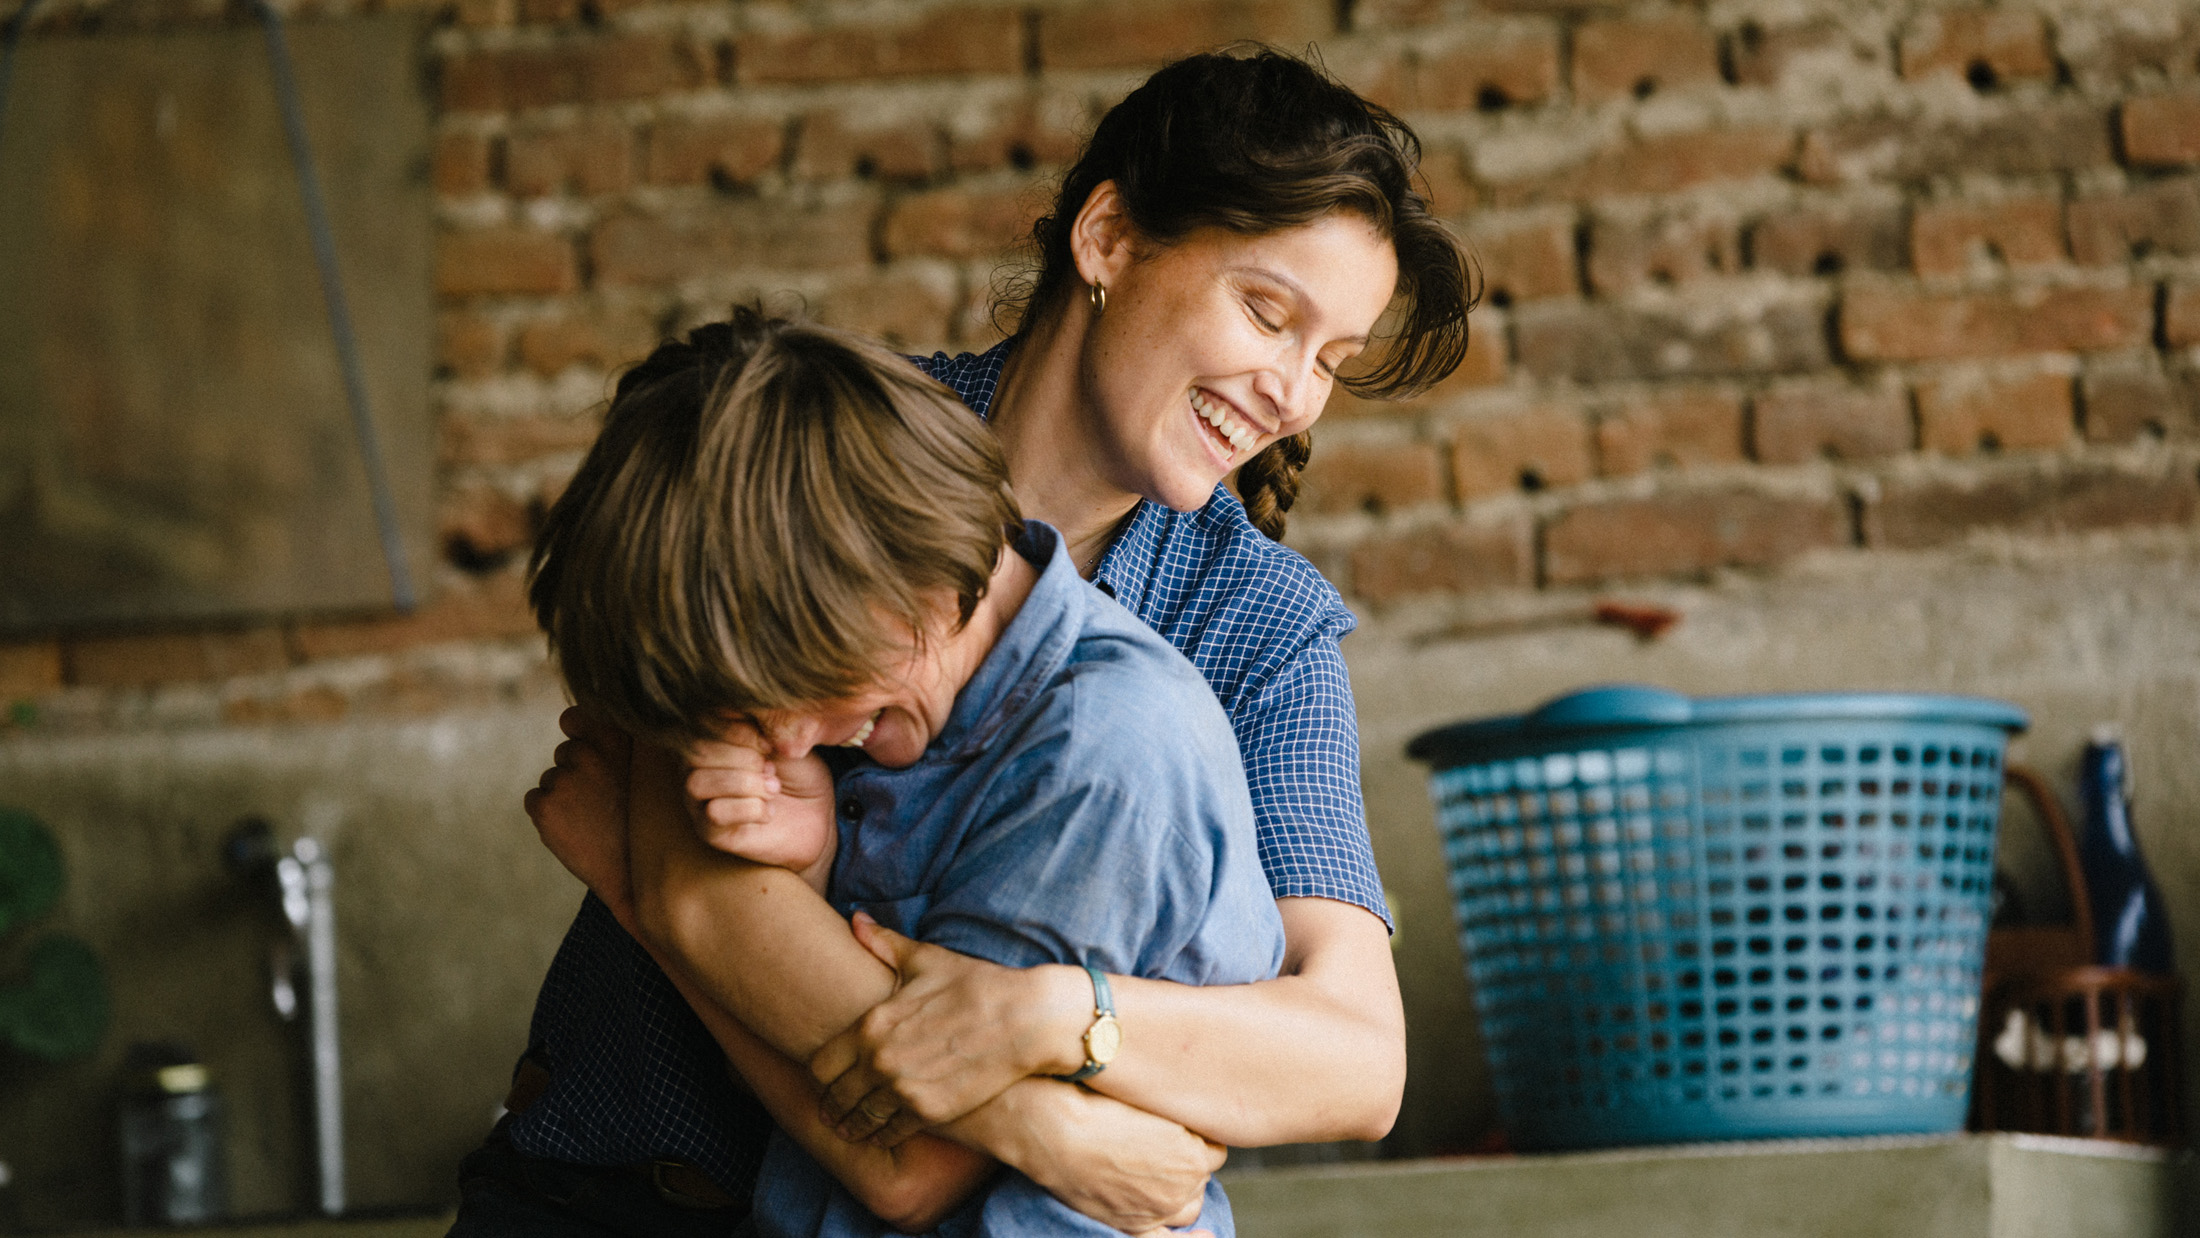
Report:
752,520,1287,1238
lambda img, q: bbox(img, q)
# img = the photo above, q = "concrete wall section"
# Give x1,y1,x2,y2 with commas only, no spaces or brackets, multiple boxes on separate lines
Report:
0,698,573,1228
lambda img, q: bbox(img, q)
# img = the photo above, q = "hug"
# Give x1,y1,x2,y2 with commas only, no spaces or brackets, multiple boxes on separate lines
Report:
451,45,1475,1238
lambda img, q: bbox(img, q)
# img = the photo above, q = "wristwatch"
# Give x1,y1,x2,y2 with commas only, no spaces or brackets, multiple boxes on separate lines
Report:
1054,964,1121,1082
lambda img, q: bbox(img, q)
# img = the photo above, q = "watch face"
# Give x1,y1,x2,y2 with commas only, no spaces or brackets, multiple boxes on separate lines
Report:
1088,1014,1123,1065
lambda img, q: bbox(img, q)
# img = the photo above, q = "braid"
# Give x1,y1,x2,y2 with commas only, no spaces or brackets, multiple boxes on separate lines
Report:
1238,431,1312,541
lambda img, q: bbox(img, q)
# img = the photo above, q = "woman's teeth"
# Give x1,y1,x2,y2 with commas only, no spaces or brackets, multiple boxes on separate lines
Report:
1192,391,1259,454
836,712,879,748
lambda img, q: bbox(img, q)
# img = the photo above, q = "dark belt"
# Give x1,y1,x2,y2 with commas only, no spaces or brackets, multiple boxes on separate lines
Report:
503,1055,743,1212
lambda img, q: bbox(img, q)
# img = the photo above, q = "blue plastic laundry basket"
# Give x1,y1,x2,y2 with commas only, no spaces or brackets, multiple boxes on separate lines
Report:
1407,685,2029,1150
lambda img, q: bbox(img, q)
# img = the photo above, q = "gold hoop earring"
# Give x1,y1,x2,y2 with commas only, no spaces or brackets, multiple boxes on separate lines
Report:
1088,280,1107,314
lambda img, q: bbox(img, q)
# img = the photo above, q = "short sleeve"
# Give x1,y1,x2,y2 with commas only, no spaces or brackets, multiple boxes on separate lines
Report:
1232,617,1392,928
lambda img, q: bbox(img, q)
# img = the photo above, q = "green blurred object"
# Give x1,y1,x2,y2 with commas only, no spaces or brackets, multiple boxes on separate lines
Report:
0,806,110,1061
0,805,64,936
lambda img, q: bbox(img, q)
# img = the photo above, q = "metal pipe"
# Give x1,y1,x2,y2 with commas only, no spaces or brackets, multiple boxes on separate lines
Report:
293,838,343,1216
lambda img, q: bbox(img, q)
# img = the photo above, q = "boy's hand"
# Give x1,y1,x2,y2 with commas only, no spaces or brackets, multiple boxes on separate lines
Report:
525,706,638,931
683,720,838,890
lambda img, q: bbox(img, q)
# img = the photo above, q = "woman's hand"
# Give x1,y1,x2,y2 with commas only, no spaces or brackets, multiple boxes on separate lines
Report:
810,914,1090,1146
524,706,638,930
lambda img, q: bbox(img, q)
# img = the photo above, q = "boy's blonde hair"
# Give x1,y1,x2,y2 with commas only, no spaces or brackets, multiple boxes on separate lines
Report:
527,308,1022,744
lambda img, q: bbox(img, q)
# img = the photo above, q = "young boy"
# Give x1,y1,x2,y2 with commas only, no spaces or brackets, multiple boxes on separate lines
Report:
490,308,1284,1237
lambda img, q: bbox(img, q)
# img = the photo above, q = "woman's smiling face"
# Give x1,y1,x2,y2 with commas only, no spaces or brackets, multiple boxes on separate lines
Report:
1073,198,1401,513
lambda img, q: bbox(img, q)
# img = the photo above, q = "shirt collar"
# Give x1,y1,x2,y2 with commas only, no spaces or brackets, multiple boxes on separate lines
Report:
932,519,1085,762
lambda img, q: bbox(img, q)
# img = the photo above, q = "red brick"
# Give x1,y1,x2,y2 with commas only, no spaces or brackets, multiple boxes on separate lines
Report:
1297,439,1447,515
1911,198,2066,278
1571,15,1718,105
1750,383,1912,465
442,486,539,571
2121,93,2200,168
1915,369,2074,454
439,37,701,113
1450,406,1593,499
738,5,1022,83
0,643,63,697
1516,298,1829,384
506,123,634,197
1870,463,2200,549
1348,516,1535,603
1324,320,1507,419
945,95,1087,175
2166,282,2200,346
797,110,942,183
1728,19,1856,89
1595,388,1744,476
1419,144,1479,219
1543,491,1848,585
440,413,605,468
1840,284,2152,361
2067,179,2200,265
66,629,291,688
2080,366,2198,443
516,309,660,377
439,311,505,378
455,0,516,29
1802,107,2114,184
1466,214,1576,305
1414,24,1561,112
591,202,874,287
433,132,493,197
814,268,961,352
1585,213,1739,295
292,572,538,661
1747,205,1907,276
883,185,1040,260
1491,126,1795,208
580,34,708,103
1038,0,1330,71
646,117,786,188
1898,9,2053,87
436,228,578,298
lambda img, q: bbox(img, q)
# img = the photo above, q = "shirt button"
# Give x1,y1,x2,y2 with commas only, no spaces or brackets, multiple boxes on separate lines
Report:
839,797,863,821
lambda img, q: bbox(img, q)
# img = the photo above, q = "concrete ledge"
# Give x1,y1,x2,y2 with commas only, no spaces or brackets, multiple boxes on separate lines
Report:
1223,1135,2199,1238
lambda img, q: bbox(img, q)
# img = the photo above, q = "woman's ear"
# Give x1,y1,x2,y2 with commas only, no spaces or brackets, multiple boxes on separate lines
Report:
1068,180,1135,289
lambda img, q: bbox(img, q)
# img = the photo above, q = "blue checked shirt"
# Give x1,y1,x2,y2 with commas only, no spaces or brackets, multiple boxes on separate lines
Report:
504,337,1387,1196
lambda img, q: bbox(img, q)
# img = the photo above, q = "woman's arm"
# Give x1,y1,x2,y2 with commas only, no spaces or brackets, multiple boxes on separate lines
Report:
813,897,1402,1150
611,736,1219,1231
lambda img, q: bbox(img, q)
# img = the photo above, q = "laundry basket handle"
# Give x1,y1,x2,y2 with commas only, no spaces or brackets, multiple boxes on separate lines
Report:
2003,764,2095,963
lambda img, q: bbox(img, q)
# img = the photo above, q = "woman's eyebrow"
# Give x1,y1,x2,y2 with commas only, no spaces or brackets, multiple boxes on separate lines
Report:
1231,265,1371,344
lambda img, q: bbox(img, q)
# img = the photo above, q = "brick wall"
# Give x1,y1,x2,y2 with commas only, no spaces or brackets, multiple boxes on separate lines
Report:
6,0,2200,727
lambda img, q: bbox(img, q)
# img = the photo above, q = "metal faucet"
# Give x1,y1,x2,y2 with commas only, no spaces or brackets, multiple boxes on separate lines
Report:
224,819,344,1216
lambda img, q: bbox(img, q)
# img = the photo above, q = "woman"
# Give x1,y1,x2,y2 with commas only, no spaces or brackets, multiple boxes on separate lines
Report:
498,46,1474,1236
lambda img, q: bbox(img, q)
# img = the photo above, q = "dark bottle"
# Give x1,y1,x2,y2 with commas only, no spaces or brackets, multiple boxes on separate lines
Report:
2077,731,2174,974
119,1042,228,1226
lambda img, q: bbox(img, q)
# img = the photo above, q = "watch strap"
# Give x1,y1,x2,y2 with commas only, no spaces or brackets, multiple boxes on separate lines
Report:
1055,964,1116,1082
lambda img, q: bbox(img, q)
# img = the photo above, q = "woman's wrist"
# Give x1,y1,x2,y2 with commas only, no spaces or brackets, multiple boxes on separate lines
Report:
1023,963,1102,1079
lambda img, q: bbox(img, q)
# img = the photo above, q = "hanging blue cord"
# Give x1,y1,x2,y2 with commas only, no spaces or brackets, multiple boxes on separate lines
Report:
252,0,416,611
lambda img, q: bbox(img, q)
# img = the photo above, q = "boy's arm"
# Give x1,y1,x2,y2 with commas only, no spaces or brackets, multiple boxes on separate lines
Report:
619,739,1218,1232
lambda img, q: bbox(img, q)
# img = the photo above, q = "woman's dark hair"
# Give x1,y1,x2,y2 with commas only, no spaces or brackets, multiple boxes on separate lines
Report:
1004,46,1478,540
